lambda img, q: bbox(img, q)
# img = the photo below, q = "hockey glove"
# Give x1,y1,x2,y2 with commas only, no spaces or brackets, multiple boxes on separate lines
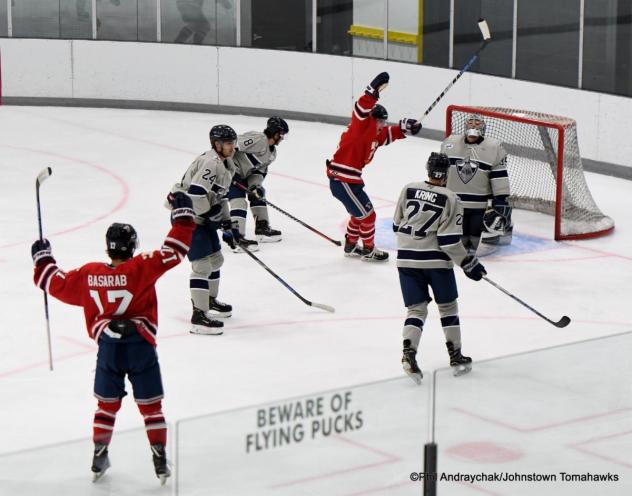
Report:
220,220,242,249
461,255,487,281
247,184,265,201
105,319,137,339
365,72,390,99
399,118,422,136
168,192,195,224
31,239,55,266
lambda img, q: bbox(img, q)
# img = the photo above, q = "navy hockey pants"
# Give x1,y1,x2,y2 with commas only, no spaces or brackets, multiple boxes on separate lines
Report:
398,267,458,307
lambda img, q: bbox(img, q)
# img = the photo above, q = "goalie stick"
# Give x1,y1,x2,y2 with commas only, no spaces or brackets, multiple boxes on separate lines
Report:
483,276,571,328
239,244,335,313
420,19,492,122
36,167,55,370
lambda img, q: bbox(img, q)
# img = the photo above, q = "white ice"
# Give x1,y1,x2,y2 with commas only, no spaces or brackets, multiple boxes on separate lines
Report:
0,106,631,495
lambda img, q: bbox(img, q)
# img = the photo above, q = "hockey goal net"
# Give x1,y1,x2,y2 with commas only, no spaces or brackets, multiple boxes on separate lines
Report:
446,105,614,240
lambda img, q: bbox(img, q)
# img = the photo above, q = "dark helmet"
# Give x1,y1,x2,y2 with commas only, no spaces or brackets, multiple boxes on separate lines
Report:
209,124,237,144
265,116,289,136
371,104,388,120
426,152,450,181
105,223,138,260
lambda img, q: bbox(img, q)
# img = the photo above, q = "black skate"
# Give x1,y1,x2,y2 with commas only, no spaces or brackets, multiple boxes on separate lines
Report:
190,308,224,335
232,237,259,253
151,444,171,486
446,341,472,376
343,235,362,258
402,340,422,385
208,297,232,318
360,246,389,262
255,220,282,243
91,443,110,482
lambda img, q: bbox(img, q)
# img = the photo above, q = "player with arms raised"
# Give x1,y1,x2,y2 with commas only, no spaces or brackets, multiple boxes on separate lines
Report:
441,113,512,255
327,71,422,261
31,193,196,484
393,152,487,383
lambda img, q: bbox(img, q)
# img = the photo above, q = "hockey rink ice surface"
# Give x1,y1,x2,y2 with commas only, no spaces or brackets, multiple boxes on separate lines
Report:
1,106,631,495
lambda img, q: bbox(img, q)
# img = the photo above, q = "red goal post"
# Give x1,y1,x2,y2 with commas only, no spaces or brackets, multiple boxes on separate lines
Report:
446,105,614,241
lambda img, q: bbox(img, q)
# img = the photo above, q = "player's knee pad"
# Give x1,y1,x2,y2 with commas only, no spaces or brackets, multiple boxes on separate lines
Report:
360,210,376,226
191,255,215,278
406,301,428,323
208,250,224,272
137,399,163,416
437,300,458,318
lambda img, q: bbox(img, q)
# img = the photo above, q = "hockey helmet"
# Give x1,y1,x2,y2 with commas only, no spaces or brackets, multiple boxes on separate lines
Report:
265,116,289,136
426,152,450,181
209,124,237,144
371,104,388,121
465,113,486,138
106,223,138,260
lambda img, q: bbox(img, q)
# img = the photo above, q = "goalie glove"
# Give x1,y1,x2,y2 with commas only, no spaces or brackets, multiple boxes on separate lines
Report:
365,72,389,99
483,203,512,235
399,118,422,136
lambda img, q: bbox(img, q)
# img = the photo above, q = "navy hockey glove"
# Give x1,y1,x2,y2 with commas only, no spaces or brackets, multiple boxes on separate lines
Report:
399,118,422,136
365,72,389,99
168,192,195,224
461,255,487,281
220,219,241,249
31,239,55,266
247,184,265,201
105,319,137,340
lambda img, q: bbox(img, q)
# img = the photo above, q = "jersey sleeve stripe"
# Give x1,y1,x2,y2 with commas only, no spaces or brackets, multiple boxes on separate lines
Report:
187,183,208,196
245,153,261,166
490,169,509,179
456,193,492,203
437,234,462,246
164,236,190,253
36,262,58,289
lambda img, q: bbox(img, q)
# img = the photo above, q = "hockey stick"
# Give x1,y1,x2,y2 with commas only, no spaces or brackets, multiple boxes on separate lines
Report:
420,19,492,123
239,244,335,313
36,167,54,371
233,181,342,247
482,276,571,328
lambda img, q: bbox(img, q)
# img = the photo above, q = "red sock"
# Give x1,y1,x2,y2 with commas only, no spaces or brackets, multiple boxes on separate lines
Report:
359,211,377,248
138,400,167,446
346,216,361,243
93,399,122,445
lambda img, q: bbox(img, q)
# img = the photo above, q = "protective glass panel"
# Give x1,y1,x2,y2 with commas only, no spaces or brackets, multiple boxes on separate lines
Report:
176,377,427,495
454,0,512,77
0,1,7,37
583,0,632,96
60,0,92,39
0,427,171,495
162,0,236,46
316,0,352,56
421,0,449,67
349,0,386,60
433,333,632,495
516,0,580,87
11,0,60,39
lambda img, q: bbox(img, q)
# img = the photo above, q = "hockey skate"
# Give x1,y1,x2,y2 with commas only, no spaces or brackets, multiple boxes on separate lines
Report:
91,443,110,482
402,341,422,385
208,297,232,318
343,235,362,257
190,308,224,335
231,237,259,253
446,341,472,376
360,246,389,262
255,220,282,243
151,444,171,486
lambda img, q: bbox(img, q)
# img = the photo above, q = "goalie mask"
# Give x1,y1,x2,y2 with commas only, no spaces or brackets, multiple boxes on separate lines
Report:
465,113,486,139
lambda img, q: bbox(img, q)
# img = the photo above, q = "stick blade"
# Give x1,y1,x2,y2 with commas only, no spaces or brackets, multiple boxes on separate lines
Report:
554,316,571,328
478,18,491,40
310,302,336,313
36,167,52,186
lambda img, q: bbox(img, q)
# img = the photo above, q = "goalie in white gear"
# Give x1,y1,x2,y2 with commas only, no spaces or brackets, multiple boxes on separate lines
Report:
441,113,513,256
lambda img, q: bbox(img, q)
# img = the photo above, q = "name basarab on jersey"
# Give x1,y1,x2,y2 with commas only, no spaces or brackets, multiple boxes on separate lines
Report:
33,223,194,346
327,92,406,185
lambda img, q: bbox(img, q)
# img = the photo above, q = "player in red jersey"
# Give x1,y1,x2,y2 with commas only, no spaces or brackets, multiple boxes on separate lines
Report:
31,192,195,485
327,72,422,261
